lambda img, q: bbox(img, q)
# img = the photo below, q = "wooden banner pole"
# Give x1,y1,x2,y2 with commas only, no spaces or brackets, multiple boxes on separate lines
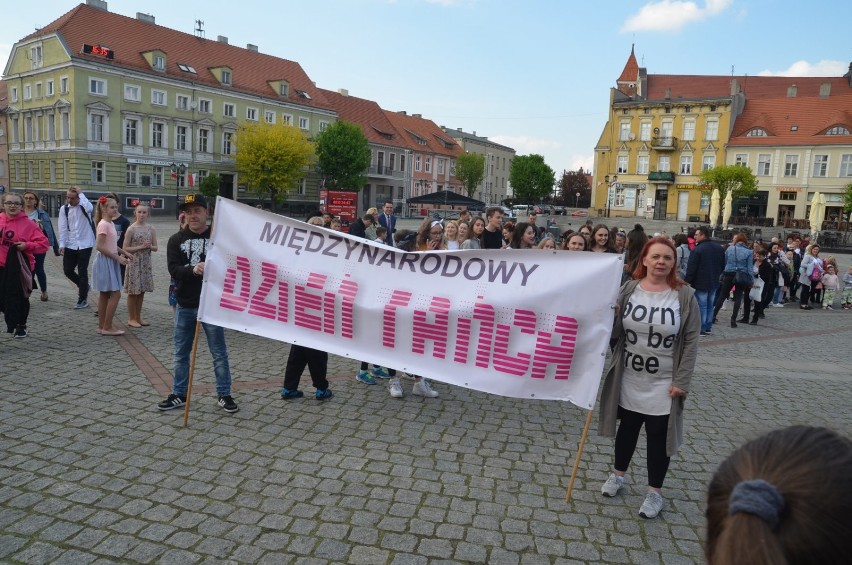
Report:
181,319,203,427
565,408,594,501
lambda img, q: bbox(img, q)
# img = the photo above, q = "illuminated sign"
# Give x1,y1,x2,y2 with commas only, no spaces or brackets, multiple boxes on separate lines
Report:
83,44,114,59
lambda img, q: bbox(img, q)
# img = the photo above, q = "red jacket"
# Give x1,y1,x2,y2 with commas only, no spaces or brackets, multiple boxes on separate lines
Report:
0,212,50,270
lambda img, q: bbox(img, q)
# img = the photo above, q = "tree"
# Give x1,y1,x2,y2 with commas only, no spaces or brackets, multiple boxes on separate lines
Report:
556,167,591,207
235,122,315,208
509,154,555,204
455,152,485,198
843,182,852,215
198,173,221,200
699,164,758,200
315,121,371,191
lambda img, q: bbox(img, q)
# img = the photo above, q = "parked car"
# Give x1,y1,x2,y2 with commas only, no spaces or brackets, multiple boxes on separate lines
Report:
553,206,567,215
499,206,516,219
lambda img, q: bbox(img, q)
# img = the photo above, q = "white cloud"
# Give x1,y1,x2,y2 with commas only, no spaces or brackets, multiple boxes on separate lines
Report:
757,60,847,77
568,154,595,173
0,43,12,74
490,135,562,155
621,0,732,32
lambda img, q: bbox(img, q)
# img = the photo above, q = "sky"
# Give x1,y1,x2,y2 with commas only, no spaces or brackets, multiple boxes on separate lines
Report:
3,0,851,177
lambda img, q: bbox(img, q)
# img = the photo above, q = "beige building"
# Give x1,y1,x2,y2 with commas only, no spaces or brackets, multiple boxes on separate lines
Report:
442,127,515,207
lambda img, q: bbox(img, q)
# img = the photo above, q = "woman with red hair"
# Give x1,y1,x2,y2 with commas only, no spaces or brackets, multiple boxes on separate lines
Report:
598,237,700,519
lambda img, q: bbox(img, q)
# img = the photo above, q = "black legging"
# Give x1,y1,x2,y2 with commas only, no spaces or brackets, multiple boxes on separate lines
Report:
614,406,671,489
800,283,814,307
714,273,748,322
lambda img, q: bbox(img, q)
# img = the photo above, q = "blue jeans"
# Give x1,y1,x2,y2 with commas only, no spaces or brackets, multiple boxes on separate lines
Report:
172,305,232,397
694,287,717,333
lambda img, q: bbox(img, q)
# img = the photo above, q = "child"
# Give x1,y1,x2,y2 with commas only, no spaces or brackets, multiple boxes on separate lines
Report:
123,203,158,327
330,218,342,231
92,196,133,336
375,226,387,244
821,264,840,310
843,266,852,310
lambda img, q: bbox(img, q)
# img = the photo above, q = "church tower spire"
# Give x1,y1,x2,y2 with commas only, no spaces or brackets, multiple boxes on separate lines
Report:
616,44,639,97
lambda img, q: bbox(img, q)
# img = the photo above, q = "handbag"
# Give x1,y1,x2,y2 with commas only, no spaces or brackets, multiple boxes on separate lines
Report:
808,263,823,282
749,276,764,301
734,268,754,287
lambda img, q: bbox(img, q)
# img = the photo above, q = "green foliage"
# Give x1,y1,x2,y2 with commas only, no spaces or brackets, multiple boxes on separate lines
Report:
455,152,486,197
198,173,221,200
698,164,758,200
509,154,555,203
235,122,315,206
843,182,852,213
556,168,591,207
315,121,371,191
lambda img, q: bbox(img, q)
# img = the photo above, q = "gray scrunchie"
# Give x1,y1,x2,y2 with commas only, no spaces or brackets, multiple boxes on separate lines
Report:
728,479,785,531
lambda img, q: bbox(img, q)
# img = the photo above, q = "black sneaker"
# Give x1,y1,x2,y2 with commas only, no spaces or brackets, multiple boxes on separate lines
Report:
217,395,239,413
157,394,186,411
13,327,28,338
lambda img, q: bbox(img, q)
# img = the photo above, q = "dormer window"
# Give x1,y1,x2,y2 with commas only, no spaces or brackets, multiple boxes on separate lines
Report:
825,125,850,135
211,66,232,86
153,55,165,71
280,83,289,96
745,128,769,137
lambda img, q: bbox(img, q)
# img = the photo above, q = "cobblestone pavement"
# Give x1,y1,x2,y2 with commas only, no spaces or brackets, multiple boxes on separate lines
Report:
2,217,850,564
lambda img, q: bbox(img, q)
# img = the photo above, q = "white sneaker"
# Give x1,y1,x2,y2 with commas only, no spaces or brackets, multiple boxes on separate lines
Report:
388,378,403,398
772,303,785,308
601,473,624,497
411,379,439,398
639,491,664,519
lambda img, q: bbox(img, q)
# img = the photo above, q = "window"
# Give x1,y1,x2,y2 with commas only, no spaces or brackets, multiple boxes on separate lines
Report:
89,78,106,96
438,158,445,175
10,87,18,102
126,164,138,185
779,191,797,201
281,114,292,126
46,80,54,96
223,132,234,155
619,122,631,141
389,154,396,171
658,156,671,172
30,45,43,69
60,112,70,140
682,119,695,141
175,125,187,150
24,116,33,142
152,166,164,187
89,113,105,141
415,155,421,172
839,154,852,177
27,161,34,182
703,155,716,171
705,119,718,141
246,108,258,121
425,156,432,173
745,128,768,137
298,117,309,130
279,83,289,97
198,99,212,114
660,120,673,139
24,84,32,100
319,121,329,132
679,155,693,175
637,155,649,174
91,161,105,184
124,118,139,145
264,110,276,124
10,117,19,143
124,84,141,102
812,154,828,177
617,155,628,174
176,94,189,110
614,186,625,207
296,178,306,195
735,154,748,167
757,154,771,176
400,154,406,172
640,121,651,141
825,125,850,135
153,55,165,71
784,155,798,177
223,103,235,117
221,69,231,85
49,160,56,183
177,63,196,73
47,113,55,141
151,122,165,148
295,90,312,100
198,128,210,153
35,82,42,98
60,77,69,94
151,90,166,106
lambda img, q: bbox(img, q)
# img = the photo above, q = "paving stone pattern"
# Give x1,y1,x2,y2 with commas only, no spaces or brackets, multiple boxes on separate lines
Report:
2,217,850,563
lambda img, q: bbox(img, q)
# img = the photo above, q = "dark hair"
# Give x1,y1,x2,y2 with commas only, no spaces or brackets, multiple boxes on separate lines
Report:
624,225,649,276
416,218,443,248
562,232,588,251
509,222,534,249
22,190,40,207
590,223,614,252
486,206,504,220
706,426,852,565
631,236,683,288
696,226,711,239
674,233,689,247
468,217,486,247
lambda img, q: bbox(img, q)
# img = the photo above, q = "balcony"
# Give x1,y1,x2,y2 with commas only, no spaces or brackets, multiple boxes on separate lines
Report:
651,136,678,151
647,171,676,184
367,166,404,179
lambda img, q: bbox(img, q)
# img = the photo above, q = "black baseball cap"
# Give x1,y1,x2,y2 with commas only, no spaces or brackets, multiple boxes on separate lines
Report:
179,194,208,210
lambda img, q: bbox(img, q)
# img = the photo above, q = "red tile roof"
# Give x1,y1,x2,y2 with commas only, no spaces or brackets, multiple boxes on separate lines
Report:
645,74,850,102
317,89,407,148
381,110,464,159
20,3,332,111
617,46,639,83
728,94,852,146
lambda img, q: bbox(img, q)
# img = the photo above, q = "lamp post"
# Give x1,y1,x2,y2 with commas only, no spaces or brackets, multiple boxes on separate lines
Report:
170,162,187,218
575,191,580,208
604,174,618,218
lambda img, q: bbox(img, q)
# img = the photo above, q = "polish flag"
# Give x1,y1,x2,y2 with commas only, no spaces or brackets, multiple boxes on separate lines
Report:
188,173,196,188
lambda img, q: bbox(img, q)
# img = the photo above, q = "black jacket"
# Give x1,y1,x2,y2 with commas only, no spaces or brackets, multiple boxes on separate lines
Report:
167,226,210,308
348,218,368,239
684,239,725,291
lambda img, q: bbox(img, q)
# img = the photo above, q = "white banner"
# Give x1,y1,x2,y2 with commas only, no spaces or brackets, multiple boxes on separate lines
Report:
199,198,623,408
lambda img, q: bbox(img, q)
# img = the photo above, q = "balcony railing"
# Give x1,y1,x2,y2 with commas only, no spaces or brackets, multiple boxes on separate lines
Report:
651,136,678,151
647,171,676,183
368,166,404,178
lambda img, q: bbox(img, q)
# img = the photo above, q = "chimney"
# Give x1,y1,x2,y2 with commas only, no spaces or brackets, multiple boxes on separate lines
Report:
398,110,407,115
217,35,228,44
457,127,463,132
820,82,831,97
136,12,155,24
664,88,671,100
472,131,477,136
246,44,258,52
337,88,348,96
412,113,422,118
787,84,797,97
86,0,108,10
730,78,740,95
847,62,852,86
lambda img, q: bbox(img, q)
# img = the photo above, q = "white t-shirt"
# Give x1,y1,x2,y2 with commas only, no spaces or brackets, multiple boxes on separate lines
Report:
619,285,681,415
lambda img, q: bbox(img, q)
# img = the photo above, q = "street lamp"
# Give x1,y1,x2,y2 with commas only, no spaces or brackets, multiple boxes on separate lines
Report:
575,191,580,208
604,174,618,218
170,162,187,217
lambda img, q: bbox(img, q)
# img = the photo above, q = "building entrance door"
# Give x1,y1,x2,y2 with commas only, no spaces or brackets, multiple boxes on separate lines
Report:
654,188,668,220
677,191,689,221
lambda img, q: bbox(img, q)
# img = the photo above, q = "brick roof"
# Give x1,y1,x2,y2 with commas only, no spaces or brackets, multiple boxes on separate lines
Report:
20,3,332,112
317,88,407,148
617,45,639,83
381,110,464,158
0,81,7,111
728,94,852,146
645,74,850,102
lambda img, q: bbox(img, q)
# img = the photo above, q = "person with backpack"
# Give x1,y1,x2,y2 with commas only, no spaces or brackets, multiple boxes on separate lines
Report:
674,234,691,279
58,186,96,309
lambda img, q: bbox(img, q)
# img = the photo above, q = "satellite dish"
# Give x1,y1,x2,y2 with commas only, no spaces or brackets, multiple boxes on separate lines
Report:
653,127,660,134
628,133,636,141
